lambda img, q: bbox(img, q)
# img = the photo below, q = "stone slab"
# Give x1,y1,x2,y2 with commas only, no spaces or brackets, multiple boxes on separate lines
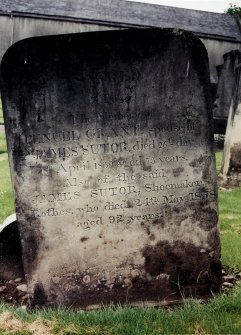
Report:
0,217,23,281
1,28,221,308
217,50,241,187
1,213,16,229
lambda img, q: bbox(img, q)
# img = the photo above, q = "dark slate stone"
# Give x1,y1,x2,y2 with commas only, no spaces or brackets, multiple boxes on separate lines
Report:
1,28,221,308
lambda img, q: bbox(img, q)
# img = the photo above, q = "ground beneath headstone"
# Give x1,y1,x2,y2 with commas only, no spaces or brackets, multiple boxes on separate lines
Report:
0,277,28,306
0,269,240,307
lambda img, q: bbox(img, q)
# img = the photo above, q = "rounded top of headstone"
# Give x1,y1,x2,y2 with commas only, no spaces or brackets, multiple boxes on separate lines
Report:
1,213,17,233
1,28,208,72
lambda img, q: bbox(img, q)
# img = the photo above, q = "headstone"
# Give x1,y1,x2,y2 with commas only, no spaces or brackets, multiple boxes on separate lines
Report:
213,50,241,136
1,28,221,308
1,213,16,229
217,50,241,187
0,214,23,281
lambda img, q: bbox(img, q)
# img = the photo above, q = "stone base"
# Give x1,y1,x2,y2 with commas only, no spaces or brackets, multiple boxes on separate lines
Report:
218,173,241,188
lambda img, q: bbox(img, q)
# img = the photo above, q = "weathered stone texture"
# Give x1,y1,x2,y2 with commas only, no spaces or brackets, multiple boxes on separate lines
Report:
213,50,241,134
217,50,241,187
1,29,221,308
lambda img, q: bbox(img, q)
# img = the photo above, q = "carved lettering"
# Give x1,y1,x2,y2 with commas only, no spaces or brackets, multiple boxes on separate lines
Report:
1,28,220,307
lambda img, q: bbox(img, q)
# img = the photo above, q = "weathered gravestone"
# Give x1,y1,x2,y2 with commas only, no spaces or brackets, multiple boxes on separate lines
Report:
213,51,241,136
0,214,23,281
217,50,241,187
1,29,221,308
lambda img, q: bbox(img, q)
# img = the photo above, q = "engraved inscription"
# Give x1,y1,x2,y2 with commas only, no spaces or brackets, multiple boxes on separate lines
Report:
1,28,220,307
24,113,216,228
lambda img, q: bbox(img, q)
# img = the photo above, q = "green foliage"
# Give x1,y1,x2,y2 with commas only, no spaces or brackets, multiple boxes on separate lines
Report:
215,149,223,174
219,186,241,271
0,132,7,154
2,285,241,334
0,153,14,224
0,133,14,224
225,3,241,17
0,102,3,125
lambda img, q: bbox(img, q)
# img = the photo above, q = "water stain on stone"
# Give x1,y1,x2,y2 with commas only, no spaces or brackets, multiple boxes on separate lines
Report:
152,218,165,227
207,228,221,252
140,155,152,172
12,137,25,177
202,162,212,180
193,207,218,231
14,200,45,277
145,226,151,235
127,200,133,208
31,283,48,307
189,155,212,180
80,237,89,242
229,145,241,173
172,167,184,177
189,155,206,168
142,240,221,289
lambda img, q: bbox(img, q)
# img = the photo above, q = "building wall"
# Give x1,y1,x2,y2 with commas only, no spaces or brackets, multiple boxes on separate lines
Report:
0,14,240,84
201,38,241,83
0,16,13,61
0,15,119,64
12,16,117,43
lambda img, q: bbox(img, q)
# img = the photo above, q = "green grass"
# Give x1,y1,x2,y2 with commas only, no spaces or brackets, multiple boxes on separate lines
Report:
215,149,223,174
0,132,7,154
1,285,241,334
0,102,3,125
219,187,241,271
214,148,241,271
0,132,14,224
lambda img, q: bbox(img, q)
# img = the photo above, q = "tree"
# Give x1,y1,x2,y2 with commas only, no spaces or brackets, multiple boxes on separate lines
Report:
225,3,241,17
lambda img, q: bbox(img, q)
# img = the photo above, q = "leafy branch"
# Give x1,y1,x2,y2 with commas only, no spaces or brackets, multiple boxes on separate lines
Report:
225,3,241,17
